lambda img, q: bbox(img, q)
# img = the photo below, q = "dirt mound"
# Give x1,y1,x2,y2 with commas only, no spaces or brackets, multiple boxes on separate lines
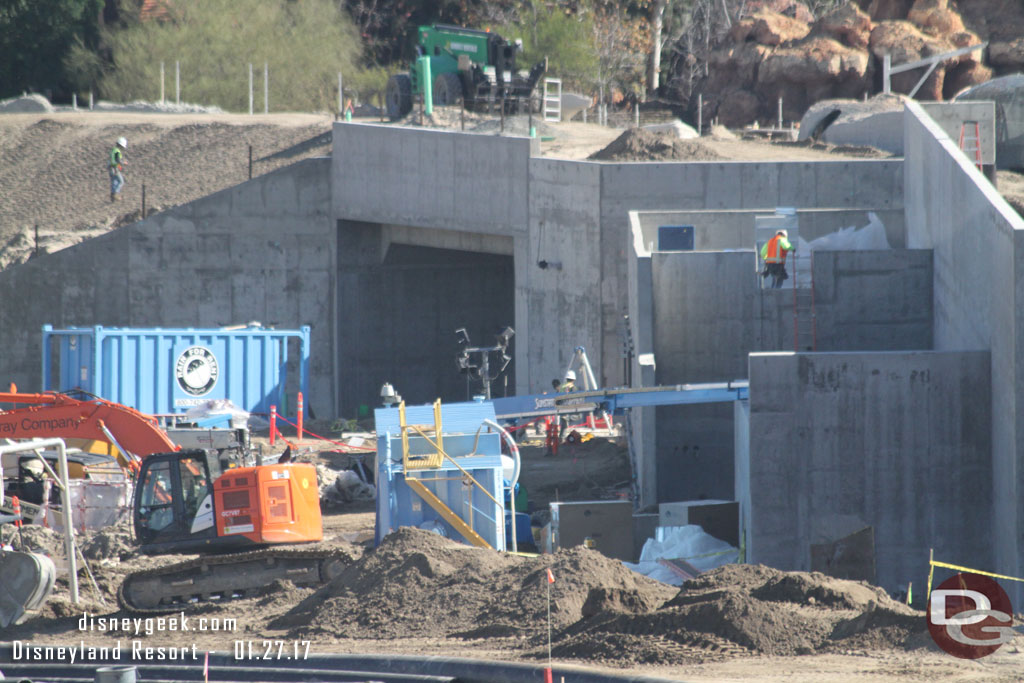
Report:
81,518,136,562
589,128,723,161
549,564,925,665
2,523,66,558
272,526,676,641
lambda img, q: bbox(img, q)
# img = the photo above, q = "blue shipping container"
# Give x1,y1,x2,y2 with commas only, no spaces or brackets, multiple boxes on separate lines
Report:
41,324,309,416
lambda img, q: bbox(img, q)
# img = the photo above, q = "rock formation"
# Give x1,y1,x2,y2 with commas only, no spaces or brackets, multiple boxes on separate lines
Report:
692,0,1020,127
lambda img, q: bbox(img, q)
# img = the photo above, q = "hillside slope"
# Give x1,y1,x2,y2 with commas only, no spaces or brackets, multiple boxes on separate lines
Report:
0,112,333,269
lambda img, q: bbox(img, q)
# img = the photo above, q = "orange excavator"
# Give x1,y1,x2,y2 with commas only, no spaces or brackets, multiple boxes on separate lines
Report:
0,391,335,612
0,390,177,465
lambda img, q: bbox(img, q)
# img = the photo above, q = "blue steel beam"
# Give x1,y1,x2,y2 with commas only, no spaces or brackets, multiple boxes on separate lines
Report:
491,381,748,420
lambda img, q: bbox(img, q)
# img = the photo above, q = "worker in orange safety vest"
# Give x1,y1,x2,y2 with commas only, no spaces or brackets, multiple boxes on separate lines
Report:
760,229,795,289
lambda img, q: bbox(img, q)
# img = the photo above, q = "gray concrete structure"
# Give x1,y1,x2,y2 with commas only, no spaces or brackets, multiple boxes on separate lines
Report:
739,351,991,592
629,237,933,504
633,208,906,251
0,102,1018,598
904,100,1024,596
0,157,336,413
333,120,904,408
799,100,996,167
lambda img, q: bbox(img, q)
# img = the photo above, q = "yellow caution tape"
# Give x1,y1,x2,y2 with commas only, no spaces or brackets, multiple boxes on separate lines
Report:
926,549,1024,601
929,559,1024,584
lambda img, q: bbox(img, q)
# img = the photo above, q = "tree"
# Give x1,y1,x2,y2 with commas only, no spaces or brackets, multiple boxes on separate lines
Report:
95,0,362,112
0,0,104,100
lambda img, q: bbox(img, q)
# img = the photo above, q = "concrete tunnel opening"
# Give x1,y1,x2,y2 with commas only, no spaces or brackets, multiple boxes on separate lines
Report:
337,238,515,419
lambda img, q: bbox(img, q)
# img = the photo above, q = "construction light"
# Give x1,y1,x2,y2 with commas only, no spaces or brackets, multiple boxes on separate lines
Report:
496,326,515,347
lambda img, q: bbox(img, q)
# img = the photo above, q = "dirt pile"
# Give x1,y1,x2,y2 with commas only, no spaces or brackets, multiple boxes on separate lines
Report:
0,114,332,270
551,564,925,665
589,129,723,162
81,517,137,562
272,527,677,641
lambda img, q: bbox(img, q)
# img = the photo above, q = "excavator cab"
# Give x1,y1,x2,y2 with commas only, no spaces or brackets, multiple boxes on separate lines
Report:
134,450,219,551
132,449,323,555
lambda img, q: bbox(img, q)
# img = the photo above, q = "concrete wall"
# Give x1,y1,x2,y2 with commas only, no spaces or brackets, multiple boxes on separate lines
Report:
599,160,903,389
741,351,992,592
904,101,1024,597
0,158,336,414
635,208,906,251
332,122,906,399
813,102,995,167
645,248,932,504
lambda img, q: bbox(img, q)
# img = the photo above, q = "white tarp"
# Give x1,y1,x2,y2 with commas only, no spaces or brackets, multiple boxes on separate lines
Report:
804,211,891,252
41,480,130,532
624,524,739,586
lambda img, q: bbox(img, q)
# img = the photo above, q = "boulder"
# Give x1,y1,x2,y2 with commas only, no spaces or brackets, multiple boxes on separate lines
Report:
907,0,964,35
869,20,957,99
744,0,814,24
730,17,756,43
864,0,913,21
751,10,811,46
758,37,873,117
989,38,1024,69
815,3,873,49
708,42,771,89
716,89,762,128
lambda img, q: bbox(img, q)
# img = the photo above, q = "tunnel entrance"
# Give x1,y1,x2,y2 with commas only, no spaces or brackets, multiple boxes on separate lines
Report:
337,237,514,419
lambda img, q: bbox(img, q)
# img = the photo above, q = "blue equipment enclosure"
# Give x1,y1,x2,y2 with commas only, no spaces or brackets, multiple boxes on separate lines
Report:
375,399,507,550
41,324,310,416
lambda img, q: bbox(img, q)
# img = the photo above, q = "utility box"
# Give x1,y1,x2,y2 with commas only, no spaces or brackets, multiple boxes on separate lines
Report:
41,324,309,416
659,499,739,547
550,500,634,561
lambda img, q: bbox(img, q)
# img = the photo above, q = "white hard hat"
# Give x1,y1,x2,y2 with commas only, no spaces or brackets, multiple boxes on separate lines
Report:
565,370,576,381
778,229,788,238
117,136,127,149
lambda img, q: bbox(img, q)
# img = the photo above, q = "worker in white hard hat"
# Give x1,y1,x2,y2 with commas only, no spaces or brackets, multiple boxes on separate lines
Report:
760,228,795,289
559,370,577,393
108,136,127,202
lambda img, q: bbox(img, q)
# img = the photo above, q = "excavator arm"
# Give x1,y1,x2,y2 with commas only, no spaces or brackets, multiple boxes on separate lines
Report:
0,392,177,460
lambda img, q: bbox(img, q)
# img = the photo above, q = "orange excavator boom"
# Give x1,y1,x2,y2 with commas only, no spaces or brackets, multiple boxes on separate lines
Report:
0,391,177,459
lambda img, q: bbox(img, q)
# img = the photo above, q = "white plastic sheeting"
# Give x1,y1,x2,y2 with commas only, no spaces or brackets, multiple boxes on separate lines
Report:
801,211,892,252
41,480,130,532
624,524,739,586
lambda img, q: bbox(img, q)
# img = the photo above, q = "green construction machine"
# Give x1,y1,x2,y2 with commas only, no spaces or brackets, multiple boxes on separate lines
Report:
386,24,547,121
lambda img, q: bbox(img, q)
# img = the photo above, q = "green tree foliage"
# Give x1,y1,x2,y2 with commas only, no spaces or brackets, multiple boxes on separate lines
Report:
97,0,362,112
0,0,104,100
495,1,598,88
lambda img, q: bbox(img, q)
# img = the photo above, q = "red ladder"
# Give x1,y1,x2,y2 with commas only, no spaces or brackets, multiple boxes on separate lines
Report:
958,120,982,171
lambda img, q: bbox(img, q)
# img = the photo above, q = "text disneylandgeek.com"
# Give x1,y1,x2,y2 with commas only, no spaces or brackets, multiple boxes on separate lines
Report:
8,612,311,662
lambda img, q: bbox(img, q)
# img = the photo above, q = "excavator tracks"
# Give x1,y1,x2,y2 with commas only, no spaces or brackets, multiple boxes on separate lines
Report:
118,543,354,613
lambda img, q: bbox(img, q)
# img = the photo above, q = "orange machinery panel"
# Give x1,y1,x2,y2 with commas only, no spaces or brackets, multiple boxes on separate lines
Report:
214,463,322,545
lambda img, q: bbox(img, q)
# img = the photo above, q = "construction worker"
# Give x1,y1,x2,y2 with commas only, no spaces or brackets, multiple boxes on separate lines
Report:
109,136,127,202
760,229,795,289
559,370,577,393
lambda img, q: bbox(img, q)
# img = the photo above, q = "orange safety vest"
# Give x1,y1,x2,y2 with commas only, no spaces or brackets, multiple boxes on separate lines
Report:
764,235,789,264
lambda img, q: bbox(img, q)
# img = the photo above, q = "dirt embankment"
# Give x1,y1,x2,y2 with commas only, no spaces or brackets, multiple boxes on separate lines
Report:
0,112,333,270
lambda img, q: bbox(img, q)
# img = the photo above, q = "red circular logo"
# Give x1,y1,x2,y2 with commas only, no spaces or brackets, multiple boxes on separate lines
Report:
928,573,1013,659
